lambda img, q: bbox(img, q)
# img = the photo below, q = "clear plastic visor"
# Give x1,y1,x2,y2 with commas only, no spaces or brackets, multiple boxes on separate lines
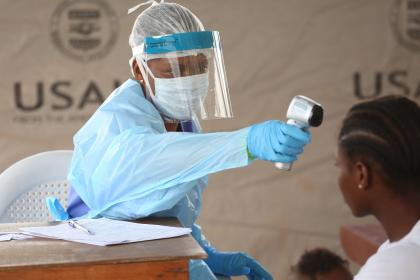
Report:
143,50,210,79
133,31,233,122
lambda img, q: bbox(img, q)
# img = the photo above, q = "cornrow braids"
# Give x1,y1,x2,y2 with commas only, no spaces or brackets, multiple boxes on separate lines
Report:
339,95,420,193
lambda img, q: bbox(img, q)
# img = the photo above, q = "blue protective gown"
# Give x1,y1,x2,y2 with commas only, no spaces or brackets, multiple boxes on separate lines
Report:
67,79,251,279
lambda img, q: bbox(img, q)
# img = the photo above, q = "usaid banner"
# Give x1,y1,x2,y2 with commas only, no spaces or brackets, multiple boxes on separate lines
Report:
0,0,133,171
0,1,420,279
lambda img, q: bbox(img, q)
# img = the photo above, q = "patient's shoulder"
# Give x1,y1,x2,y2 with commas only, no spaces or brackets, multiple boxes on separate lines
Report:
355,240,420,280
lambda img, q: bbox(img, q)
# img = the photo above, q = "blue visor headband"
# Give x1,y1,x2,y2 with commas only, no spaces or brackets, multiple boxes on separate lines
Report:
142,31,215,55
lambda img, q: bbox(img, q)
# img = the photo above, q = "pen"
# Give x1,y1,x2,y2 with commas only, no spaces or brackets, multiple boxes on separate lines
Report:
67,220,94,235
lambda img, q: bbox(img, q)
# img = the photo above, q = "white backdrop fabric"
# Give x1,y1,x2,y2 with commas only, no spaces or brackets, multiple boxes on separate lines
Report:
0,0,419,278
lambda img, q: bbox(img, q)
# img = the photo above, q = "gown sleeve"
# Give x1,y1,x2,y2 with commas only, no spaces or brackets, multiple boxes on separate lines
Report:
68,80,251,219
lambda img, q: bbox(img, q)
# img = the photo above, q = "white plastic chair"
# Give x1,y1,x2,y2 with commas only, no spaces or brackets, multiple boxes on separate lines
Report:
0,150,73,223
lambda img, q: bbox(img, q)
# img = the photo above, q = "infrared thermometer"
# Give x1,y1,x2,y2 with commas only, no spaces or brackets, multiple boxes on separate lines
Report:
275,95,324,171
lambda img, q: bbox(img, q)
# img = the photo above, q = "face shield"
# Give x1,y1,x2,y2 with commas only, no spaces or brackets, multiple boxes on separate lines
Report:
132,31,233,122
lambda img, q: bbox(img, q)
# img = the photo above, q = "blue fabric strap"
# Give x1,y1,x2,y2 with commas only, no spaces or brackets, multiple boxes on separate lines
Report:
144,31,214,54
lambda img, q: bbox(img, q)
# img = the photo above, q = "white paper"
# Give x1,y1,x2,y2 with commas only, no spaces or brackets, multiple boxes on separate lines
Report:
0,232,34,241
20,218,191,246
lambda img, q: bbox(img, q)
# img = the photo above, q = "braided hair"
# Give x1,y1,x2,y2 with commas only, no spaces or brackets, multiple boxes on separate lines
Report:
339,95,420,194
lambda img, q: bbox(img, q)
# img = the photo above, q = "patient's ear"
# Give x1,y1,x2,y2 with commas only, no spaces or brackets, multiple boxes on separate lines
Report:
354,161,371,190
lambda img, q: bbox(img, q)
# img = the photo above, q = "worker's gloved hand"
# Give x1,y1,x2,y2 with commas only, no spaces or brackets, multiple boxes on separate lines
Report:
205,247,273,279
46,196,70,221
247,120,311,162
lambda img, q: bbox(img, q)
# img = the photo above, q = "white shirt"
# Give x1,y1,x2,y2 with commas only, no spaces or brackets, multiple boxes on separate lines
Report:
355,220,420,280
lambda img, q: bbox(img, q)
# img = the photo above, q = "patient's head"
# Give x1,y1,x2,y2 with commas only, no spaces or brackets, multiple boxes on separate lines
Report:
289,248,352,280
336,95,420,216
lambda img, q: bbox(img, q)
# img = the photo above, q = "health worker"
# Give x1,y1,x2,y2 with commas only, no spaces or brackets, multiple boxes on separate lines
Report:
59,1,311,279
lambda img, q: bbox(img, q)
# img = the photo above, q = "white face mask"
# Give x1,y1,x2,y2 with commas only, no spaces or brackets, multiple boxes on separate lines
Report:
152,73,209,120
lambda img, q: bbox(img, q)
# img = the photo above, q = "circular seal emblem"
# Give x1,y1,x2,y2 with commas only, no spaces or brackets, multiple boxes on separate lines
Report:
51,0,118,62
391,0,420,53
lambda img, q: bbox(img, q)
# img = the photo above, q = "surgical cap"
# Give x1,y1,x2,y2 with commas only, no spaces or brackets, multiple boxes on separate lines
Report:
129,1,205,48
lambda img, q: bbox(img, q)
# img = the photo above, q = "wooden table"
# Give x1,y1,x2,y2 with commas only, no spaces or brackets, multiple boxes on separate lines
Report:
340,224,387,266
0,218,207,280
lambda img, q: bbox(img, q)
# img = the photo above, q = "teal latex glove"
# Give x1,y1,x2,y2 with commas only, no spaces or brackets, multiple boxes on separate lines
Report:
191,224,272,279
247,120,311,162
46,196,70,221
205,247,273,280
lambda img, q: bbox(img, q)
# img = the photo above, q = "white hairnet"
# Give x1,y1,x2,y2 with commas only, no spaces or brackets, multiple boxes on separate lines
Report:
129,1,205,49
